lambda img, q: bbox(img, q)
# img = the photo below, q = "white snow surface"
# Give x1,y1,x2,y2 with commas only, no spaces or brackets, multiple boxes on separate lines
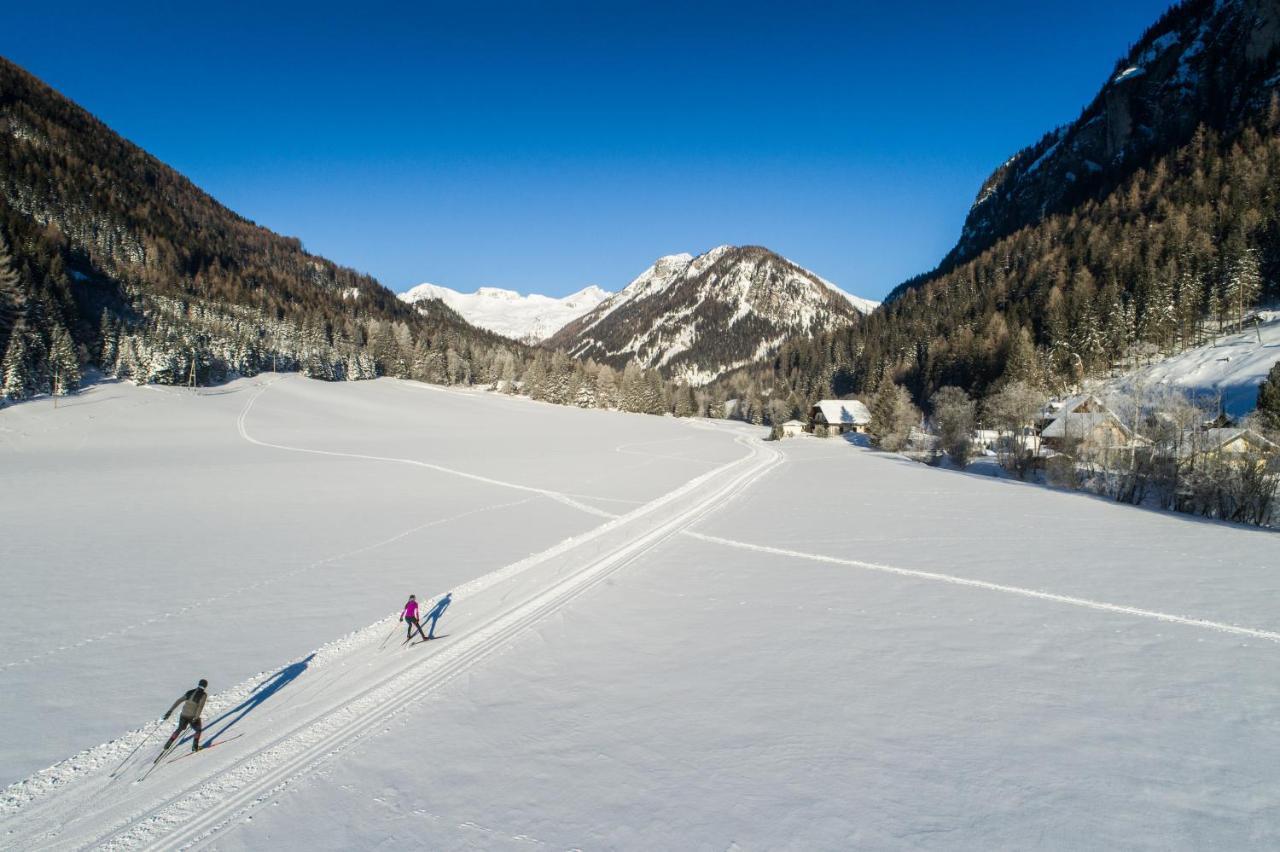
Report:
398,282,611,343
4,378,1280,849
1103,311,1280,416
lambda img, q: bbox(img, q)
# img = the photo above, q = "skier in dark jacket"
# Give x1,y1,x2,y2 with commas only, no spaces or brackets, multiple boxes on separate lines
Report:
163,678,209,753
401,594,427,642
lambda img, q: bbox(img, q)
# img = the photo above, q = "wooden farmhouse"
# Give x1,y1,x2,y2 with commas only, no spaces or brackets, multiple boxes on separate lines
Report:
1184,428,1279,467
1036,394,1108,433
809,399,872,437
1040,406,1136,457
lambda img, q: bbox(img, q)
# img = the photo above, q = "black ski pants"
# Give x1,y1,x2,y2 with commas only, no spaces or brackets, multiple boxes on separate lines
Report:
167,715,202,750
405,615,427,641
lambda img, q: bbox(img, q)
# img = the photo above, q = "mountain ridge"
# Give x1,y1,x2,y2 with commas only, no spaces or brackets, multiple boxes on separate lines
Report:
0,56,519,395
888,0,1280,303
547,244,878,386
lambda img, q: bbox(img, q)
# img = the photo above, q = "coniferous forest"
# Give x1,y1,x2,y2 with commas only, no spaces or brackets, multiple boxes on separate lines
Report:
711,103,1280,418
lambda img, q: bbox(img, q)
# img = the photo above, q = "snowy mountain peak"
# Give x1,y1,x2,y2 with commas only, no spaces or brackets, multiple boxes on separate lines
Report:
398,282,612,344
563,285,611,305
474,286,523,301
547,245,879,385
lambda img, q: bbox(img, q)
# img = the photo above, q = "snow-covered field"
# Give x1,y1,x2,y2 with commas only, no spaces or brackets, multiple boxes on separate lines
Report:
1105,311,1280,417
3,379,1279,850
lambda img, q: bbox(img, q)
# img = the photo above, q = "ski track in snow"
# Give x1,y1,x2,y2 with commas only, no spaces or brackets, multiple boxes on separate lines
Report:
686,532,1280,643
2,381,717,670
237,378,617,519
2,412,781,850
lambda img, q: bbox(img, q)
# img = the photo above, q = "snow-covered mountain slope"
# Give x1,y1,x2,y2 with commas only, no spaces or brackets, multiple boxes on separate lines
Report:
399,283,610,343
546,245,878,385
5,379,1280,849
1102,311,1280,417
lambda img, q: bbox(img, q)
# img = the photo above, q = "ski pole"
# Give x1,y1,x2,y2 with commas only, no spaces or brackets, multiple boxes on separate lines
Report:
109,718,164,778
378,622,398,650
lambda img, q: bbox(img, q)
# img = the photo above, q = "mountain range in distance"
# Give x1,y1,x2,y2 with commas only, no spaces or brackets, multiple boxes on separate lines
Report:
401,245,879,384
399,282,611,344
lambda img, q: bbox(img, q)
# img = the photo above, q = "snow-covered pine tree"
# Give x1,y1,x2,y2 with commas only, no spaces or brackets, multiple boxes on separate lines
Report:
499,350,517,393
523,351,550,400
869,380,918,451
1224,247,1261,328
98,308,118,372
594,365,619,409
1,322,31,400
673,383,696,418
643,370,666,415
49,322,80,395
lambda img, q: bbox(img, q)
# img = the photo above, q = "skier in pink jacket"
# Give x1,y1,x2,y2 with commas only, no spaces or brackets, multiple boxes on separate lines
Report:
400,594,427,642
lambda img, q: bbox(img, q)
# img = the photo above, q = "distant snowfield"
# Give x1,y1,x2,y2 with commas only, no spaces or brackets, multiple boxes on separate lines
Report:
399,283,611,343
1104,311,1280,416
3,380,1280,849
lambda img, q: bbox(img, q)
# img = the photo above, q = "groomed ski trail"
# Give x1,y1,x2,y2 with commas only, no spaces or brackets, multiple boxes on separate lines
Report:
5,423,781,851
237,377,616,519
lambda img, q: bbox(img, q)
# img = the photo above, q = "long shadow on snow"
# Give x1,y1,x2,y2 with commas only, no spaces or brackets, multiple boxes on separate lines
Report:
191,654,316,747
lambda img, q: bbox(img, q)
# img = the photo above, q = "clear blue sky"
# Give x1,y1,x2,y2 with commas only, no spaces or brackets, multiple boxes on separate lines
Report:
5,1,1171,299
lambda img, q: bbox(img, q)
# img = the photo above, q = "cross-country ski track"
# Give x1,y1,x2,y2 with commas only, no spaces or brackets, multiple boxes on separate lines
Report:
2,380,782,850
4,376,1280,849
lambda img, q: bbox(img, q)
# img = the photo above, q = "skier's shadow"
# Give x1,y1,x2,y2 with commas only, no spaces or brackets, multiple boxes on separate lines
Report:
424,593,452,638
198,654,315,745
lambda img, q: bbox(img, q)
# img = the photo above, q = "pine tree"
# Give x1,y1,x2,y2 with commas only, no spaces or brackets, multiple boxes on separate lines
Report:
1259,360,1280,431
98,309,118,371
1224,247,1262,328
619,362,645,412
0,232,24,346
499,351,517,392
49,323,80,395
673,383,696,418
1,323,31,400
595,365,619,408
523,352,550,400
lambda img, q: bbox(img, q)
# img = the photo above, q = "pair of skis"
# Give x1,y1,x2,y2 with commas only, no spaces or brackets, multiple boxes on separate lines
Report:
410,634,447,646
131,733,244,781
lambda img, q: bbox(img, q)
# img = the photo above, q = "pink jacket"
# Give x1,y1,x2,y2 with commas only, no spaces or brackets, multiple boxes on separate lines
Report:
402,599,419,619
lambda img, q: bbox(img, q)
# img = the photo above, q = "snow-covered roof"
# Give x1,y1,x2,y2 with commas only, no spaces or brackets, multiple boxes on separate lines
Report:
782,419,805,427
1040,411,1131,439
1201,428,1279,453
1040,394,1105,421
812,399,871,426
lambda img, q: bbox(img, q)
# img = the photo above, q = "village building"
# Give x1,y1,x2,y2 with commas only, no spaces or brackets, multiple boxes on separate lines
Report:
1036,394,1109,433
780,419,807,438
1181,427,1279,466
809,399,872,437
1040,407,1137,457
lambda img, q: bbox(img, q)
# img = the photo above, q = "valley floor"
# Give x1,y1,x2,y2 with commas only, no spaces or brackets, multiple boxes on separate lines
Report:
2,377,1278,850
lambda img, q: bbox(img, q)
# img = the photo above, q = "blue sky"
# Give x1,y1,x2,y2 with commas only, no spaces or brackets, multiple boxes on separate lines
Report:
5,1,1171,299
